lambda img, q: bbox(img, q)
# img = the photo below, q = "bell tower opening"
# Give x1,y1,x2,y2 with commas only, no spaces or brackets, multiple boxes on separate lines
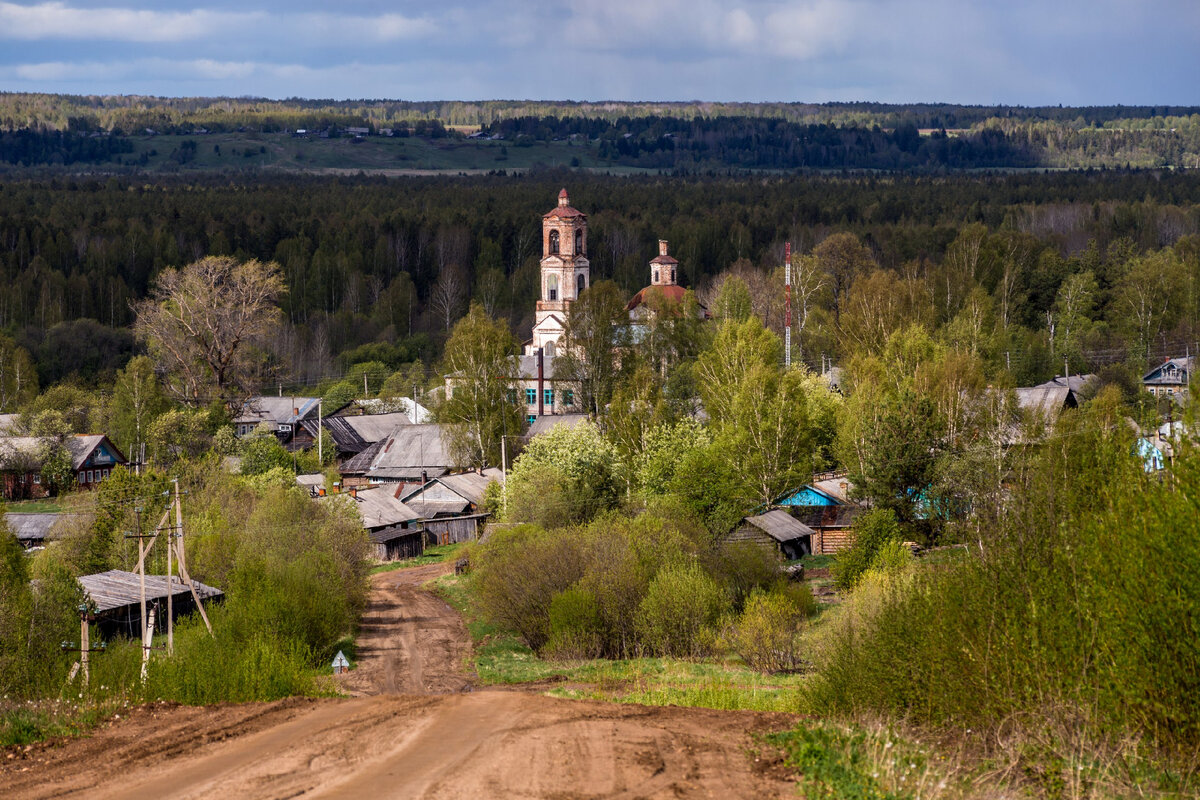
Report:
549,230,560,255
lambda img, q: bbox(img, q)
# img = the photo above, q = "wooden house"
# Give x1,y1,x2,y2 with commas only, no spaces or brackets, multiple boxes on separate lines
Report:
774,472,863,555
319,485,425,561
300,412,412,461
5,512,66,549
727,510,814,560
0,434,127,499
1143,357,1193,403
339,423,458,491
233,396,326,449
400,468,502,545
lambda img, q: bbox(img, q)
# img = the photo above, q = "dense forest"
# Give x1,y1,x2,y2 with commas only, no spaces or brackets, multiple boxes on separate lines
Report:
0,170,1198,396
2,94,1200,170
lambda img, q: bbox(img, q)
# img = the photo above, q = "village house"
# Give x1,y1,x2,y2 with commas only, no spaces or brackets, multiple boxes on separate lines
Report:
0,434,127,499
1143,357,1192,403
233,396,327,448
316,483,425,561
77,569,223,639
5,511,68,550
338,423,457,492
300,411,413,463
399,468,502,544
775,472,865,554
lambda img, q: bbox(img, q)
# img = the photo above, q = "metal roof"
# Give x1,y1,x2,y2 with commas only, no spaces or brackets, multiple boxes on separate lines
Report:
364,424,457,481
743,510,815,543
526,414,588,438
1014,386,1077,417
78,570,223,614
234,396,321,426
5,512,65,542
322,487,419,530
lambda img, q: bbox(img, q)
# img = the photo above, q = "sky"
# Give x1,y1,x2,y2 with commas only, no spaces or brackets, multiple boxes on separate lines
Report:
0,0,1197,105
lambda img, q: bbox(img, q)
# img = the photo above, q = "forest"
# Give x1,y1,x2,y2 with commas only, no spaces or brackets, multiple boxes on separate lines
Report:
0,169,1198,402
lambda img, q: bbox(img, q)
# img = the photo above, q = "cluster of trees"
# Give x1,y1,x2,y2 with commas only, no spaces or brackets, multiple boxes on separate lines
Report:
6,93,1199,137
0,129,133,166
0,171,1198,395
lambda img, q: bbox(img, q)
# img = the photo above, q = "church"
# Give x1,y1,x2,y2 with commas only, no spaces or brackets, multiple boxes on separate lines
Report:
509,188,698,426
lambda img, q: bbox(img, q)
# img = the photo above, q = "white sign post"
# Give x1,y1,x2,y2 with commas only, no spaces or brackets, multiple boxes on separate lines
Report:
331,650,350,675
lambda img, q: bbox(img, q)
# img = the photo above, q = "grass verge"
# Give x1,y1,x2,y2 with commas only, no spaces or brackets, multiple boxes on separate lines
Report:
0,699,124,747
371,542,466,574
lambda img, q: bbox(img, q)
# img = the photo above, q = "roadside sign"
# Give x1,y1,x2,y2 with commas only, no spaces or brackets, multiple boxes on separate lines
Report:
332,650,350,674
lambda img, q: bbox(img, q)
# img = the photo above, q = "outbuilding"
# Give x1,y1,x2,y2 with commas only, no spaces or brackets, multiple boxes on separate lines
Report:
727,510,814,560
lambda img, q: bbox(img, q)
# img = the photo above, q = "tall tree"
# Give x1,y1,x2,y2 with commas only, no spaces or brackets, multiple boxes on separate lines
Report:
438,303,525,469
108,355,168,462
556,281,629,418
134,256,285,408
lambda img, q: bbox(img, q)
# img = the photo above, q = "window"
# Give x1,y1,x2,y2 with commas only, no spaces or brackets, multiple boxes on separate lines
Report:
653,269,659,283
548,229,560,254
574,228,583,254
87,470,94,483
544,388,554,406
527,415,537,425
32,474,40,485
506,389,518,404
563,389,574,406
577,273,585,295
671,268,676,283
544,341,555,358
547,274,558,301
525,388,536,404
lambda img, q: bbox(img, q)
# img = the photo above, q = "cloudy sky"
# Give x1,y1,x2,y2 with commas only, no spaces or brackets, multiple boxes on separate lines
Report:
0,0,1196,104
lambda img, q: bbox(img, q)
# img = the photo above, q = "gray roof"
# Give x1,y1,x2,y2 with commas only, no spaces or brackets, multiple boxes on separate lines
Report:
743,510,815,543
363,424,457,481
5,512,66,542
322,486,419,530
0,434,125,471
78,570,223,614
401,468,503,513
234,396,321,426
526,414,588,438
1034,374,1095,393
302,413,412,454
1144,357,1193,386
1015,386,1077,417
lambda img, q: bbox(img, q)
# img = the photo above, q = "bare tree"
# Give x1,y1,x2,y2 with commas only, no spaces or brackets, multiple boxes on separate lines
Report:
429,267,467,331
134,256,285,408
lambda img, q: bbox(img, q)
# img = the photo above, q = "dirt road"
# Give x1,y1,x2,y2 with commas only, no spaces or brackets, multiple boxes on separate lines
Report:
2,562,797,799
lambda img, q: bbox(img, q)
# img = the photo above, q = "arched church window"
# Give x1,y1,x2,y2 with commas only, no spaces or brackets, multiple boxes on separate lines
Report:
547,274,558,301
549,230,560,255
653,269,660,284
545,341,555,358
577,273,586,295
574,228,583,254
671,268,676,283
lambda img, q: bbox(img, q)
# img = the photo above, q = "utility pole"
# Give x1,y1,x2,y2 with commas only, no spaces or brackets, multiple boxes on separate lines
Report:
784,242,792,369
317,399,323,466
500,435,508,514
62,605,104,689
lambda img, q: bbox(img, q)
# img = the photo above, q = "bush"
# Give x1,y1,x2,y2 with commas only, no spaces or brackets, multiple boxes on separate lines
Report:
545,585,603,659
636,562,728,658
728,583,815,673
833,508,902,590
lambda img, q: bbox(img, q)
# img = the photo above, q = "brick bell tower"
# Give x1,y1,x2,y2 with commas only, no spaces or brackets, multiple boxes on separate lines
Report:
530,188,589,355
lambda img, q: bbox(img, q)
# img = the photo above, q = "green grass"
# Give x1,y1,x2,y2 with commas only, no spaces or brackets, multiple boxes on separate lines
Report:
433,572,806,711
0,700,121,747
5,498,68,513
370,542,467,574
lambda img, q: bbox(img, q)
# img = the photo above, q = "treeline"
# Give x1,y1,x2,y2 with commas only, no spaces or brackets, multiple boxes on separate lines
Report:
1,171,1199,391
487,115,1039,169
0,129,134,167
5,92,1200,133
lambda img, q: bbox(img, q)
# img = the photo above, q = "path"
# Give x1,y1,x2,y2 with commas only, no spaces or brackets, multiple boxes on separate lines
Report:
1,560,797,799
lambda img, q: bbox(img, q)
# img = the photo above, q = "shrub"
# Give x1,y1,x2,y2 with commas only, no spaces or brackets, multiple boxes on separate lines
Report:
728,583,814,673
833,508,902,590
636,561,729,658
545,585,603,659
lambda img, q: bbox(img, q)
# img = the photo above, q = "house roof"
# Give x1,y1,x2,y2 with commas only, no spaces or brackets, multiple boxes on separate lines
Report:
5,512,65,542
1144,357,1193,386
743,510,815,543
526,414,588,438
66,434,126,471
363,424,456,480
402,468,503,510
323,486,419,530
1034,374,1095,392
78,570,223,614
811,475,854,504
302,412,413,453
1014,386,1077,417
234,396,321,426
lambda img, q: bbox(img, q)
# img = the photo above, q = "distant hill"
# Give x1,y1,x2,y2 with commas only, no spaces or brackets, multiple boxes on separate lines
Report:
1,94,1199,172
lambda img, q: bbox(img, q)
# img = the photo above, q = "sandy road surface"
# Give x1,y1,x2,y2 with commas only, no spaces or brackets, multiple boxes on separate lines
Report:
2,561,797,799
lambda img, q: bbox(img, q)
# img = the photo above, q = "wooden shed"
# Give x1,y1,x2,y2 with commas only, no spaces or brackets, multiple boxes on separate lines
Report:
77,570,223,639
727,510,814,560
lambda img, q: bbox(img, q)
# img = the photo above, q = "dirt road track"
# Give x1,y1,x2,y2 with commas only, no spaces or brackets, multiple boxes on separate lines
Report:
1,562,798,799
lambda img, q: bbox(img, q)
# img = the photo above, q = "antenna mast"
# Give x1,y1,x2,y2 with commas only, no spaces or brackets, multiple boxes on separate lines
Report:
784,241,792,368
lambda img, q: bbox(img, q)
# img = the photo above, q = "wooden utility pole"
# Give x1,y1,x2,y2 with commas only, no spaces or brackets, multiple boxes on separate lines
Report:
80,608,90,689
